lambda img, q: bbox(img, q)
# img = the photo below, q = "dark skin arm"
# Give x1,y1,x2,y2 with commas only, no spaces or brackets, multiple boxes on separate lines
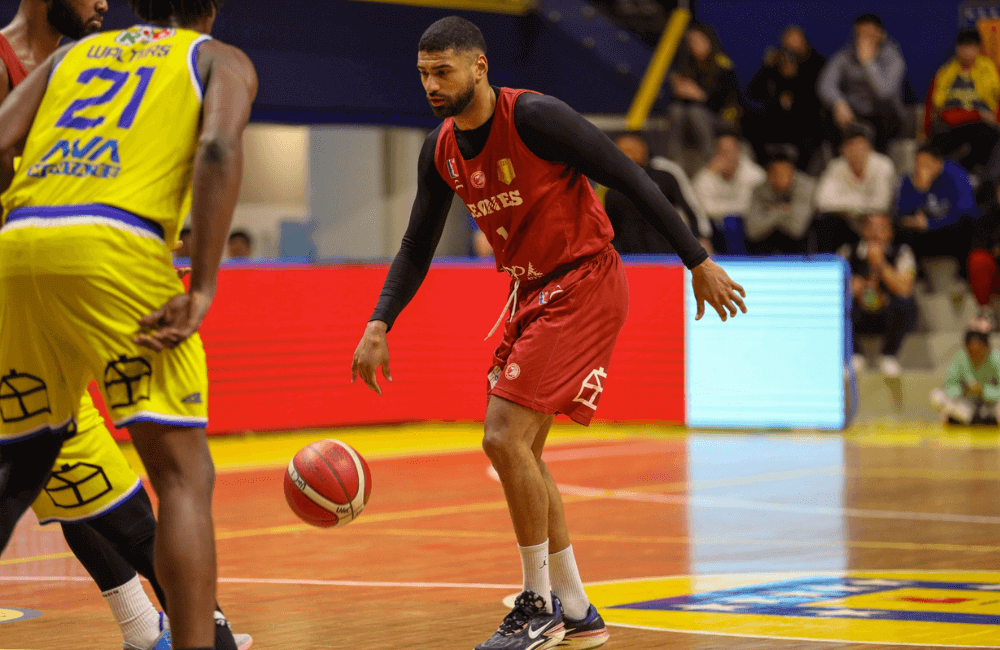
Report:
134,41,258,351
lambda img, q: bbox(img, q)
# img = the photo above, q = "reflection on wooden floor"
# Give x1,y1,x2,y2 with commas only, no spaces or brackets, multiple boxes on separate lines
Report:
4,423,1000,649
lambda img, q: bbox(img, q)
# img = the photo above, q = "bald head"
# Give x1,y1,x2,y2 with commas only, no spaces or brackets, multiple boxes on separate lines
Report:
615,134,649,167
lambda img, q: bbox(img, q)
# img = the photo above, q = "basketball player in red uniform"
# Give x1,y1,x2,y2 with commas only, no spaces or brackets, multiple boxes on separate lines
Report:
0,2,249,649
353,16,746,650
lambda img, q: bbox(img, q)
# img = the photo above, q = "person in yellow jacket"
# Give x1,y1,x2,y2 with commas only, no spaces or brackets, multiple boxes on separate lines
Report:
924,28,1000,171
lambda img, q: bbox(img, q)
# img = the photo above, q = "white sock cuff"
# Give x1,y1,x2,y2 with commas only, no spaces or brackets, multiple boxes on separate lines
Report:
518,540,550,554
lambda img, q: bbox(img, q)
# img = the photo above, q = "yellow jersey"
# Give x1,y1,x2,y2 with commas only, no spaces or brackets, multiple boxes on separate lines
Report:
2,25,211,247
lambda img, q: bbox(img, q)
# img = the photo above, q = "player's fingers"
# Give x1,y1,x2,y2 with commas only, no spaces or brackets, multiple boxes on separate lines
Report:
137,307,167,329
176,267,191,279
695,295,706,321
712,299,728,322
382,358,392,382
731,281,746,298
351,357,358,383
132,334,165,352
732,291,748,314
363,369,382,396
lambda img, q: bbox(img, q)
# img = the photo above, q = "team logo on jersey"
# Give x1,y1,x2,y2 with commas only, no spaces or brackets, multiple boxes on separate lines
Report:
471,171,486,188
116,25,176,46
104,355,153,408
44,462,113,509
446,158,459,178
0,369,51,423
561,571,1000,647
497,158,516,185
504,364,521,380
0,607,43,623
573,367,607,410
27,137,122,180
466,190,523,219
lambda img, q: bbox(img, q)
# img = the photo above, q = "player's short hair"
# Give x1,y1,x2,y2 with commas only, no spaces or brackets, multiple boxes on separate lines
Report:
127,0,225,24
957,28,983,46
228,229,252,246
419,16,487,55
854,13,883,30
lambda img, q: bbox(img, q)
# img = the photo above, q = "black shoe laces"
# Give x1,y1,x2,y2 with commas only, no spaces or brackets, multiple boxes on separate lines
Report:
497,593,543,635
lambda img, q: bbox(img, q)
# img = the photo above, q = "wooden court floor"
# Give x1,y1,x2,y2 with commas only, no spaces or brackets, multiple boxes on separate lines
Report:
4,422,1000,649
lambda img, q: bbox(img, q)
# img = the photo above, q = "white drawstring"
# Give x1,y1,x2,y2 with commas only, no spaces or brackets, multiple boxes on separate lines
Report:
486,279,519,340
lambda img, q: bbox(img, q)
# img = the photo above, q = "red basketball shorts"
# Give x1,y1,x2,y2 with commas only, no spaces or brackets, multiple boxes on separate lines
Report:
487,246,629,425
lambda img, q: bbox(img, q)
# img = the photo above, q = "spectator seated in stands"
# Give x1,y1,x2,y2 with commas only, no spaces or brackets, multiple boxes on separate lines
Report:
925,29,1000,175
819,13,907,154
968,184,1000,321
814,122,896,252
692,131,766,254
930,327,1000,425
744,144,816,254
227,229,254,259
842,212,918,378
896,140,978,271
666,22,741,174
746,29,824,172
604,133,713,254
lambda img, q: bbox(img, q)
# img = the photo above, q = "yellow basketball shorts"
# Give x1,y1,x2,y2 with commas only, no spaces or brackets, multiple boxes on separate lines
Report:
0,205,208,444
30,391,143,524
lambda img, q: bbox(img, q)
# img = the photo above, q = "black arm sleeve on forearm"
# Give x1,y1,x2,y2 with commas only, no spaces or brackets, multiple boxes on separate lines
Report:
370,127,454,331
514,93,708,269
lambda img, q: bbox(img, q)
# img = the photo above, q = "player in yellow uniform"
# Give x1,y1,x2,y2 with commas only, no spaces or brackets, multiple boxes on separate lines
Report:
0,1,257,649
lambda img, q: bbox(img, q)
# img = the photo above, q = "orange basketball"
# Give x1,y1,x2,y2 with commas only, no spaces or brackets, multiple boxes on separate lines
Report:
283,439,372,528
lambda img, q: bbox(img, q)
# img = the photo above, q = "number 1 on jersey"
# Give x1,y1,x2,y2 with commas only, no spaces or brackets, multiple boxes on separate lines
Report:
56,66,157,131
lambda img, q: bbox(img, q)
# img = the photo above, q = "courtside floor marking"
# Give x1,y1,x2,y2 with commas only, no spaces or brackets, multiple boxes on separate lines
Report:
0,576,518,590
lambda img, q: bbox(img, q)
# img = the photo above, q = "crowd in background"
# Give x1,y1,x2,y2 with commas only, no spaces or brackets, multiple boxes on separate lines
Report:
595,14,1000,401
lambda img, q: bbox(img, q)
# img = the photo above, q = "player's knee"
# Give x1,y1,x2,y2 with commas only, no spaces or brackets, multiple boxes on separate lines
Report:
482,425,515,465
142,447,215,497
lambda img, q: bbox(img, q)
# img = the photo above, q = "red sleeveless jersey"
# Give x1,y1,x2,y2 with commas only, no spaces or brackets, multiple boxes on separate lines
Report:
435,88,613,282
0,33,27,88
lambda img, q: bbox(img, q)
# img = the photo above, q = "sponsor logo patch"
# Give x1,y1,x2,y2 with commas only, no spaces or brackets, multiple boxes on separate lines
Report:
471,170,486,188
504,364,520,380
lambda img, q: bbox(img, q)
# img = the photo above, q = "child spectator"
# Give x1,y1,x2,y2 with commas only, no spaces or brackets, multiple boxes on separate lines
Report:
665,22,741,173
819,13,907,153
842,212,918,378
744,145,816,254
814,122,896,251
930,327,1000,425
227,229,254,259
896,140,978,268
692,131,765,254
925,29,1000,173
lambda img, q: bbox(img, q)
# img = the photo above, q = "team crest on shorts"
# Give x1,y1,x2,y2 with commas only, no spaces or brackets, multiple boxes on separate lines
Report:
116,25,176,45
567,571,1000,647
504,364,520,380
471,171,486,188
0,607,43,623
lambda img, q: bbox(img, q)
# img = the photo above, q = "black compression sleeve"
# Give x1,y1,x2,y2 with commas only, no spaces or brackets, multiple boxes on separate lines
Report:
370,127,455,330
514,93,708,269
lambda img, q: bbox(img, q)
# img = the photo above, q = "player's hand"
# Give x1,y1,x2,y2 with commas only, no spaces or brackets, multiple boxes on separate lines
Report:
133,290,214,352
691,258,747,322
352,320,392,395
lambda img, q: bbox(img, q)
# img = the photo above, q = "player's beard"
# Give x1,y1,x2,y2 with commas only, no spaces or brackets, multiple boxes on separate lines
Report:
430,79,476,119
47,0,96,40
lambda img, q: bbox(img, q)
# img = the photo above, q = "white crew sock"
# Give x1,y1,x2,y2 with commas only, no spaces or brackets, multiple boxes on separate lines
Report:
102,575,161,649
518,539,552,613
550,545,591,621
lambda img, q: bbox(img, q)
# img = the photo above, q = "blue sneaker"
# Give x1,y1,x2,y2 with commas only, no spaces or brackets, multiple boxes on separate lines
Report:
122,628,170,650
474,591,565,650
559,605,609,649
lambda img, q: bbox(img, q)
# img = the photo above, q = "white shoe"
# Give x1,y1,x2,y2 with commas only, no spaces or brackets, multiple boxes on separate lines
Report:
851,354,866,375
880,355,902,378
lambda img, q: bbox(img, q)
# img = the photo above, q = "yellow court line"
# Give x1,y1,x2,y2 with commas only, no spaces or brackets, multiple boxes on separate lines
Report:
0,551,74,567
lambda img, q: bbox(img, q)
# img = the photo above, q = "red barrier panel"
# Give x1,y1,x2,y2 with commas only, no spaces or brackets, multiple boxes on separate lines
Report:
103,262,685,440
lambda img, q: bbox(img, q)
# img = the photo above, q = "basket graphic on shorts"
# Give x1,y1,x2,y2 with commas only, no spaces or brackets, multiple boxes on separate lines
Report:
43,462,113,508
104,355,152,408
0,369,51,423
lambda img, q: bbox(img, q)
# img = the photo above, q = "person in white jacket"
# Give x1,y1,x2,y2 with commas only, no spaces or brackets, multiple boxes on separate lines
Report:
693,131,766,254
814,121,896,252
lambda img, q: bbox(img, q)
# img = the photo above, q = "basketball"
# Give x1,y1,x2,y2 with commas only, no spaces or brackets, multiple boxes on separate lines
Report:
283,439,372,528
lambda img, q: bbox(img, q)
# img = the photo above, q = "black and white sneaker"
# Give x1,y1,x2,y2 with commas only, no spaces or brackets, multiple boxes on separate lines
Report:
474,591,566,650
559,604,609,649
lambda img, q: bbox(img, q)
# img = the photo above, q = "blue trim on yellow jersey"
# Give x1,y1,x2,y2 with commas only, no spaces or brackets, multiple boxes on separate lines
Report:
5,203,165,239
190,38,207,97
0,417,75,445
115,412,208,429
36,479,143,525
